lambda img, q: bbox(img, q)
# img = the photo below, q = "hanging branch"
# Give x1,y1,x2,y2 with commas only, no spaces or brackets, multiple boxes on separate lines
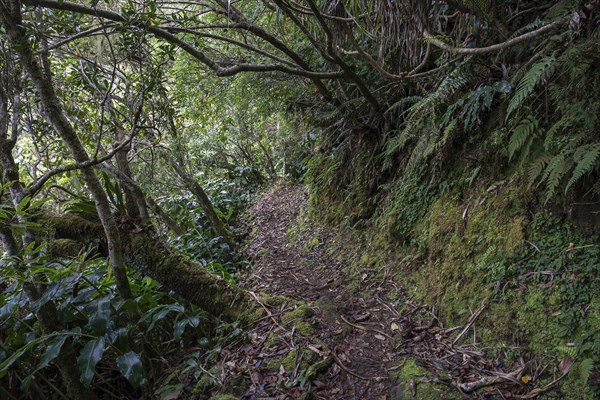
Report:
303,0,380,112
423,17,567,55
22,0,344,82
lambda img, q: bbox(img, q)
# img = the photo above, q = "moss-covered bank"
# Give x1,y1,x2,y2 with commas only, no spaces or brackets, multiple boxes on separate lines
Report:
307,168,600,398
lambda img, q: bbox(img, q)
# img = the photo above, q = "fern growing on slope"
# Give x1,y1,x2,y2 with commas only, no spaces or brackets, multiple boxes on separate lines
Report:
506,56,556,121
508,115,540,161
506,33,600,203
565,144,600,193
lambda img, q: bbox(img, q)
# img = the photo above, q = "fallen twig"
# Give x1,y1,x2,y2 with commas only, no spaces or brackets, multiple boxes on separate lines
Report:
340,314,393,339
458,366,524,393
331,346,384,381
453,304,486,346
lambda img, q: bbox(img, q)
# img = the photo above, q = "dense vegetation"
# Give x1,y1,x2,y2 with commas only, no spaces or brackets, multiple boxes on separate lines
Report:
0,0,599,398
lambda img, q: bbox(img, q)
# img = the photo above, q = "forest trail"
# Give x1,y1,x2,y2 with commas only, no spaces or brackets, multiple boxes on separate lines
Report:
218,184,415,399
198,185,550,400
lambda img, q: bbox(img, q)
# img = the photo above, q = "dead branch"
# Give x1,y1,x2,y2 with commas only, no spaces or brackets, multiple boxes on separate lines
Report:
453,304,486,346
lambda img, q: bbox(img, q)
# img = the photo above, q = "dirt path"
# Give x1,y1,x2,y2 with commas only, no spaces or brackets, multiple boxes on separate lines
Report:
240,184,409,399
200,185,541,400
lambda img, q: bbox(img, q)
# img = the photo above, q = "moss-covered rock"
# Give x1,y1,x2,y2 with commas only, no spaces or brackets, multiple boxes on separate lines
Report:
47,238,85,258
209,395,239,400
267,348,321,374
281,305,316,336
194,366,222,395
221,374,248,396
390,358,455,399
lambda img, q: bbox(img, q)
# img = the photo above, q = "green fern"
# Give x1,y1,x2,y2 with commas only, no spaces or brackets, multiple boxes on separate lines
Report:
546,0,578,20
556,345,578,358
507,57,556,120
565,144,600,193
579,358,594,385
544,113,581,150
434,118,458,153
527,153,553,187
541,153,571,202
508,116,539,161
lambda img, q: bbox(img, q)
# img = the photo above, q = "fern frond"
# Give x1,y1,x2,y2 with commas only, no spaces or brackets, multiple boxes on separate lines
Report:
405,132,430,173
546,0,578,20
565,144,600,193
507,57,556,120
527,153,553,187
385,95,423,115
435,118,458,152
563,132,587,152
542,153,570,202
413,68,468,116
508,19,545,39
545,114,576,150
579,358,594,385
508,116,539,161
556,345,578,358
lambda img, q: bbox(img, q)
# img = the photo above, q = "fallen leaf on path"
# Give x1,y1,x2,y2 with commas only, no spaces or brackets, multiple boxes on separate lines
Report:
559,356,574,375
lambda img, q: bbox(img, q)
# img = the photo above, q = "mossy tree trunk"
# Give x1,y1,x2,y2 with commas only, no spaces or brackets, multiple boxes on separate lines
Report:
115,128,150,225
164,154,237,250
49,214,255,321
0,1,133,300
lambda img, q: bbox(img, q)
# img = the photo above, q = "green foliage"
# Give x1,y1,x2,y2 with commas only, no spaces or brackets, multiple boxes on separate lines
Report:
505,35,600,203
480,213,600,395
161,178,255,278
506,57,556,120
508,116,540,161
0,251,208,398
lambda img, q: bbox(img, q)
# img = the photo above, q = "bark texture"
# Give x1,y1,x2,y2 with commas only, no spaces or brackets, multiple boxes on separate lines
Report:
0,0,132,299
48,214,255,321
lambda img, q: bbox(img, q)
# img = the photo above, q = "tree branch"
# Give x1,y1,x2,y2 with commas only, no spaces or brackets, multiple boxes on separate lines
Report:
27,134,136,196
45,23,118,51
23,0,344,80
424,17,566,55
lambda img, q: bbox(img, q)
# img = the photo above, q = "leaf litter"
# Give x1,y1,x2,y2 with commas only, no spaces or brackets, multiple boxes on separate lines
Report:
196,184,571,399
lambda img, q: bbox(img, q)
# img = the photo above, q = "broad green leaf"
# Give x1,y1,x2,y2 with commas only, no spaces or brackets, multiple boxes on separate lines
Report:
117,351,145,388
173,315,200,340
77,337,106,386
21,335,68,390
0,339,40,377
87,295,112,335
107,327,129,352
15,195,31,214
141,304,184,332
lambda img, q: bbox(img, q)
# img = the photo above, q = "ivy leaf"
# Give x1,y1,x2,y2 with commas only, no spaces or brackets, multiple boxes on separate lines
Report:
173,315,200,340
117,351,145,388
22,335,68,390
87,295,112,335
77,337,106,386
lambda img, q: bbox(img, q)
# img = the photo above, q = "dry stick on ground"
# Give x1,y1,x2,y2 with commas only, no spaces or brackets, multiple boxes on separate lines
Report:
458,366,525,393
248,291,288,333
331,346,381,381
340,315,393,340
452,304,486,346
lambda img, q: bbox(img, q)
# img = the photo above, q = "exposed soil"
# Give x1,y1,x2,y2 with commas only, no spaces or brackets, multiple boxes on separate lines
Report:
242,184,406,399
200,184,562,400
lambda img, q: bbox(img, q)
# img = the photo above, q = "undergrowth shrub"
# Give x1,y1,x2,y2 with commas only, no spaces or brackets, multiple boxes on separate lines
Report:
0,247,209,399
485,212,600,397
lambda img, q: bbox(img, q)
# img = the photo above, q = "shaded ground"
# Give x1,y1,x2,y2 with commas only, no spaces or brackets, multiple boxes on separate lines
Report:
198,184,564,400
243,184,406,399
